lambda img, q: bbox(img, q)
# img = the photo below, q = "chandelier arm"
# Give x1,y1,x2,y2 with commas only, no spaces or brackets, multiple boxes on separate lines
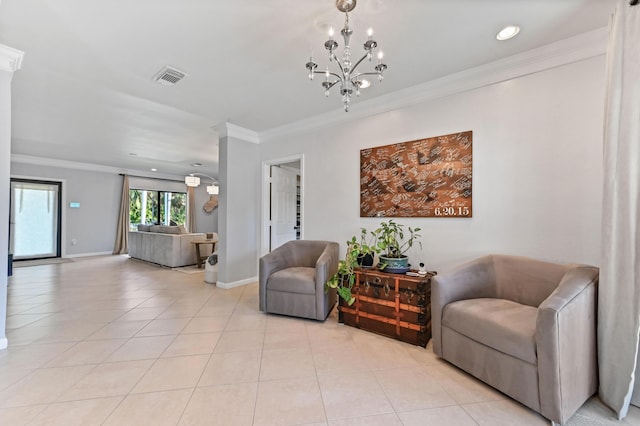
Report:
313,70,343,80
330,52,346,75
349,53,371,75
189,172,218,184
352,71,382,78
326,80,340,89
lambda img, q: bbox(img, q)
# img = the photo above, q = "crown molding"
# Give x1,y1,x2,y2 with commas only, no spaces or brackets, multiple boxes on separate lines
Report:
215,122,260,144
10,154,182,180
0,44,25,73
260,27,608,143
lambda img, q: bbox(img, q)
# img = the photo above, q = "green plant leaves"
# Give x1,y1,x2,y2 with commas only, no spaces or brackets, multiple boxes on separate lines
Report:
337,287,355,305
374,220,422,258
325,221,423,304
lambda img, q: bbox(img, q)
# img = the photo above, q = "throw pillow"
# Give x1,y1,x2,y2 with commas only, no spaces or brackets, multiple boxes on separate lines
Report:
163,226,181,234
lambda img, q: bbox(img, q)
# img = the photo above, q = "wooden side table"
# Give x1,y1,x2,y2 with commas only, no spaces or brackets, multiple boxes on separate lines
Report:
191,239,217,269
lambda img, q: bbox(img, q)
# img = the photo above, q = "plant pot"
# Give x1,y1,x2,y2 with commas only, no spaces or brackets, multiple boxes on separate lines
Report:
379,255,409,273
357,253,375,268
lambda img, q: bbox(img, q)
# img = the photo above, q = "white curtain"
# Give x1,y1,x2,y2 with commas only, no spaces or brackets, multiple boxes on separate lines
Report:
598,0,640,419
186,186,196,233
113,175,130,254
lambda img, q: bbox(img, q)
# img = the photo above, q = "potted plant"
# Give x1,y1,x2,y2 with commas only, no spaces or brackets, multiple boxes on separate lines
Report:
326,228,380,304
375,219,422,273
352,227,378,268
325,240,360,305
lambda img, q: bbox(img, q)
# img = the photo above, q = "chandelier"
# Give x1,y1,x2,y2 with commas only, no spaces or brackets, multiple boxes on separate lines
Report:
305,0,387,112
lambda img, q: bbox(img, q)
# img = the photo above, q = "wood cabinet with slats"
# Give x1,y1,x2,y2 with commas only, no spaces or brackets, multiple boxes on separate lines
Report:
338,268,436,347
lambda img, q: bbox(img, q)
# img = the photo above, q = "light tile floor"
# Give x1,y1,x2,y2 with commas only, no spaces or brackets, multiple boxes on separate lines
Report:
2,255,640,426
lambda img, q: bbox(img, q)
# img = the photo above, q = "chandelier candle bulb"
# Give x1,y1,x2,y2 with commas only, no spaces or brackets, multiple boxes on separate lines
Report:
307,53,315,80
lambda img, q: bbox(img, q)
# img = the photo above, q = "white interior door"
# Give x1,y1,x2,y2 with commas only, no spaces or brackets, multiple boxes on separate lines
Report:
271,166,298,250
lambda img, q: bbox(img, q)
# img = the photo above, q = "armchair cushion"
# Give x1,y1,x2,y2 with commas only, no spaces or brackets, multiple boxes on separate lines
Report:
268,267,316,294
442,298,538,364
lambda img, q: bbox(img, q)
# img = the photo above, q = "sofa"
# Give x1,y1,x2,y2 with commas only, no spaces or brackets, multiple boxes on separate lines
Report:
431,254,599,425
128,225,211,268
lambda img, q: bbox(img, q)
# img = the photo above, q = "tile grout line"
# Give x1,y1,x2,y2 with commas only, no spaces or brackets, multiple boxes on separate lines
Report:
174,291,232,425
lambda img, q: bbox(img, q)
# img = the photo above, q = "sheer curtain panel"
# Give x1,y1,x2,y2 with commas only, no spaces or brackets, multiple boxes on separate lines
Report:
598,0,640,419
113,175,130,254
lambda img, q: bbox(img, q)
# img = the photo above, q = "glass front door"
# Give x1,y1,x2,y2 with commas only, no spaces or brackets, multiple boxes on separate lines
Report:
9,179,62,260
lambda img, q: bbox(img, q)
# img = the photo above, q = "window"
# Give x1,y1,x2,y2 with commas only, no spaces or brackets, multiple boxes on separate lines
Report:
129,189,186,230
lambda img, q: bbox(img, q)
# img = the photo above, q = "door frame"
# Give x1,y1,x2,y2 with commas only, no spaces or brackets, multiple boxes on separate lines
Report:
260,154,304,257
10,175,67,258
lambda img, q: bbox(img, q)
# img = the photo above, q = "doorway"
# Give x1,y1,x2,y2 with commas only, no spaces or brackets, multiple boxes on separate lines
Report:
9,179,62,260
261,156,303,255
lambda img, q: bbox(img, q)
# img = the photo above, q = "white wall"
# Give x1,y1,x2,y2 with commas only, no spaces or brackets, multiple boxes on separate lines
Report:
0,68,12,349
193,184,218,234
259,56,605,272
218,134,259,285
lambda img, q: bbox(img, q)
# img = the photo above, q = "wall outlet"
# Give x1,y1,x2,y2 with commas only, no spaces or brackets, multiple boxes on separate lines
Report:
71,239,77,246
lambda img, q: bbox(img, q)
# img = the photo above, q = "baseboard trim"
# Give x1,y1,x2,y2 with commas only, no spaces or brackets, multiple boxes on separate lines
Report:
0,337,8,350
216,276,258,289
65,251,113,259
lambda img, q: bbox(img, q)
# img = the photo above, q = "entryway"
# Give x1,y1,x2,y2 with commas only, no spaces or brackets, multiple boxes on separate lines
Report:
9,179,62,261
261,156,303,255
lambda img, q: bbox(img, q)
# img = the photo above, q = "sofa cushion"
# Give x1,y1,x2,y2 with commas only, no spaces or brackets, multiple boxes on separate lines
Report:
267,267,316,294
442,298,537,364
137,224,151,232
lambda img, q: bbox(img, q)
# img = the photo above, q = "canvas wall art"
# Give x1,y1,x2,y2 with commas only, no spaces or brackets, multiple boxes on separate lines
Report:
360,131,472,218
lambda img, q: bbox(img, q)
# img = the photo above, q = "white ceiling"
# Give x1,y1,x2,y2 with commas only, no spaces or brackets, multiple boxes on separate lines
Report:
0,0,616,178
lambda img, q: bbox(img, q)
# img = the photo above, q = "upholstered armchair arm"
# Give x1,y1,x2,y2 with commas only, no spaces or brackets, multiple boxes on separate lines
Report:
314,242,339,292
258,244,294,312
314,242,339,318
431,255,497,356
536,266,599,425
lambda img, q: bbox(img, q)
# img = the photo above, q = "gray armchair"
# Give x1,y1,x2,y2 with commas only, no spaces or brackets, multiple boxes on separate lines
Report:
259,240,339,321
432,254,598,425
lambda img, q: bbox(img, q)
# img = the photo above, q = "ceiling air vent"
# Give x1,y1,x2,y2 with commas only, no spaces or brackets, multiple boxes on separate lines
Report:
153,66,188,86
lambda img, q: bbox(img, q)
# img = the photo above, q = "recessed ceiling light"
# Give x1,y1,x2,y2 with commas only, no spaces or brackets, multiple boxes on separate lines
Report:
496,25,520,41
191,162,203,167
150,168,157,172
360,79,371,89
